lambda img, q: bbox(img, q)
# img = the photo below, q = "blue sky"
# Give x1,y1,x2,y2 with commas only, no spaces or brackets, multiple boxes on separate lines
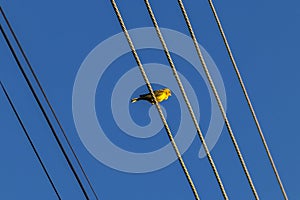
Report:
0,0,299,199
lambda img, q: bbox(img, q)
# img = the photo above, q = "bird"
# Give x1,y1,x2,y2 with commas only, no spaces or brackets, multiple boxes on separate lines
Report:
131,88,172,104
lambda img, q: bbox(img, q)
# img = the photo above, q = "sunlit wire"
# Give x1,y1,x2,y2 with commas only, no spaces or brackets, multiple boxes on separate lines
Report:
111,0,200,199
177,1,259,199
143,0,229,199
207,1,288,199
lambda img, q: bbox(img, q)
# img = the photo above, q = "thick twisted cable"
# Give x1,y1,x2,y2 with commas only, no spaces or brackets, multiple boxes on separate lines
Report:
177,0,260,199
110,1,200,199
207,1,288,199
144,0,228,199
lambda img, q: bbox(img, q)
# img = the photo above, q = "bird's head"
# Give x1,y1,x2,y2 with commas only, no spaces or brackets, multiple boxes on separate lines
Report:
164,88,172,97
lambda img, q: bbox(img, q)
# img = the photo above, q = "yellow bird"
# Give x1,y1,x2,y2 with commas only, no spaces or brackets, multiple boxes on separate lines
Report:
131,88,172,104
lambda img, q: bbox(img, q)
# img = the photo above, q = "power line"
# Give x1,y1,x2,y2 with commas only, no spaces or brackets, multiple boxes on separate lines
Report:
110,1,200,199
177,1,259,199
143,0,228,199
0,19,90,200
0,6,99,200
207,1,288,199
0,81,61,200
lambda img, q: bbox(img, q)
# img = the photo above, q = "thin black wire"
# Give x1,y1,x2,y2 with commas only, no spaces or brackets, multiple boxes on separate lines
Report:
0,6,99,200
0,81,61,200
0,21,90,200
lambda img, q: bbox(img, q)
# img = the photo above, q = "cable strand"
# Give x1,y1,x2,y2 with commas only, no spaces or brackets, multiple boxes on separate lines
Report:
206,1,288,199
144,0,228,199
111,1,200,199
177,1,260,199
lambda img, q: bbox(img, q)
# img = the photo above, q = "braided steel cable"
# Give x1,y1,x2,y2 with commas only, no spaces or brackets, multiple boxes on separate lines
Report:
111,1,200,199
177,1,259,199
207,1,288,199
144,0,229,199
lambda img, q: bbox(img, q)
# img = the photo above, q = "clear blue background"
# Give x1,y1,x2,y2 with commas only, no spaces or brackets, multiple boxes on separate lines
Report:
0,0,299,199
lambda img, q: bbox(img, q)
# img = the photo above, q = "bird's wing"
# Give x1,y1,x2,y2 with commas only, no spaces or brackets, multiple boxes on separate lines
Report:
154,89,165,96
140,89,164,98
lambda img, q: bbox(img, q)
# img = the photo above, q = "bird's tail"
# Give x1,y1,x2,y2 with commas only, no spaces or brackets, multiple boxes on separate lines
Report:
131,98,139,103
